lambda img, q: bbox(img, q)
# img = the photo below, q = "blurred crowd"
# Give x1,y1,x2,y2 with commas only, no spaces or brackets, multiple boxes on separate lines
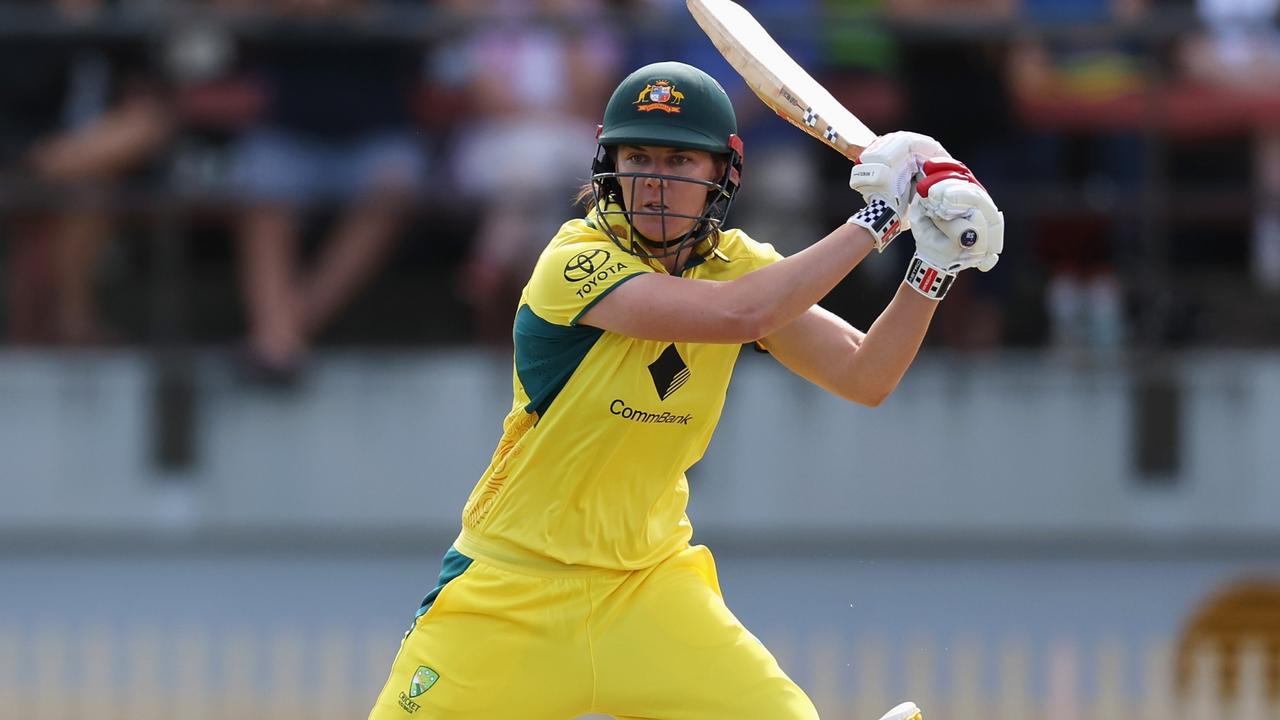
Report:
1,0,1279,384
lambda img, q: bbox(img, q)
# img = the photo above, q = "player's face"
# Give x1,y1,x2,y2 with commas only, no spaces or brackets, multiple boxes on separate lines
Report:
615,145,721,242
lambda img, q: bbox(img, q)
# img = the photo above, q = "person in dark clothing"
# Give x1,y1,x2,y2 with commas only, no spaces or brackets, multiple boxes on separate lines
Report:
0,0,171,344
225,0,427,380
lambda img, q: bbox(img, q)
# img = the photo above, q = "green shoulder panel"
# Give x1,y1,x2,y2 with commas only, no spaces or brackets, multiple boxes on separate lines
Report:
515,304,605,418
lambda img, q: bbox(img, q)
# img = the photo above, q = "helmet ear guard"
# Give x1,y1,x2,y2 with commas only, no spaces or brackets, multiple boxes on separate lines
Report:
705,133,744,222
591,144,623,205
727,133,744,186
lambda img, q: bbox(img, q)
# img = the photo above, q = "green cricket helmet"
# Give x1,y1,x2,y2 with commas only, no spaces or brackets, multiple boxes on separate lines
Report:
591,61,744,260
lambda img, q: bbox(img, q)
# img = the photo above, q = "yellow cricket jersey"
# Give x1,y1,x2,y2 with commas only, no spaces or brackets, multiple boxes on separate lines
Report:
455,211,782,571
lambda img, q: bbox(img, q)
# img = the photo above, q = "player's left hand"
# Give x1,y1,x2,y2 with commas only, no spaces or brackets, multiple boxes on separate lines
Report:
903,160,1004,299
847,131,950,252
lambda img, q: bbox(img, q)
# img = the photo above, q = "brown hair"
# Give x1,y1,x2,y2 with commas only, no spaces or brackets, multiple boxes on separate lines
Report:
573,180,599,210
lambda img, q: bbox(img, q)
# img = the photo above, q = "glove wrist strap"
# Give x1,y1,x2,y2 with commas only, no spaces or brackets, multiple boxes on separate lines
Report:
847,197,903,252
904,253,956,300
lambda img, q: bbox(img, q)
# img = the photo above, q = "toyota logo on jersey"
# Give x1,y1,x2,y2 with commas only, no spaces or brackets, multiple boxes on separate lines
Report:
564,249,611,282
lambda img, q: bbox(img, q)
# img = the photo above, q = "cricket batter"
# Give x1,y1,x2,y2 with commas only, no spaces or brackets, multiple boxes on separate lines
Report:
369,61,1002,720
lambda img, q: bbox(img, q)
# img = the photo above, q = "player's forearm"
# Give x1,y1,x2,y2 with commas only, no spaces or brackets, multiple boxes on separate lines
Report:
843,283,938,406
725,223,874,339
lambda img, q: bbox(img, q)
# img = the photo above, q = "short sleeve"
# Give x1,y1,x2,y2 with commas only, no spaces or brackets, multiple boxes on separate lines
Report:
718,229,784,279
525,240,654,326
717,229,784,354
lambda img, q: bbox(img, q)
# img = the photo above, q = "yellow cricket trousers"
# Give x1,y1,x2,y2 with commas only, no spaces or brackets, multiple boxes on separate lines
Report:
369,543,818,719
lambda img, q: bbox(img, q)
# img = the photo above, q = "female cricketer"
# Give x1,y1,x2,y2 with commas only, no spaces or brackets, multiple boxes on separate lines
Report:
369,61,1003,720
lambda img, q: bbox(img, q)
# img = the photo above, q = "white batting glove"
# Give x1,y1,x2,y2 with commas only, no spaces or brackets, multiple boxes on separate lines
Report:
903,160,1004,300
848,131,949,252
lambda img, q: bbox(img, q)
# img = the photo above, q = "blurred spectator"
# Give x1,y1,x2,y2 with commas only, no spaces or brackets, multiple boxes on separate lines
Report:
1178,0,1280,293
226,0,427,381
165,1,264,189
435,0,620,344
1009,0,1148,354
888,0,1019,349
0,0,172,345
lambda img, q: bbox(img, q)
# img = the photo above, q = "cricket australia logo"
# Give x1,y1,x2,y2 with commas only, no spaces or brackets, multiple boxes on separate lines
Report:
648,344,690,400
410,666,438,697
398,666,438,713
635,80,685,113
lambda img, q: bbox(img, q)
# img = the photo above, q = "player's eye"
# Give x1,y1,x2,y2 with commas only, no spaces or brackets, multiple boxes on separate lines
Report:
624,152,648,166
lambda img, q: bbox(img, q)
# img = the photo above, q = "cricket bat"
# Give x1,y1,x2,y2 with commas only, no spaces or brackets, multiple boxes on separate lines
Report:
686,0,876,161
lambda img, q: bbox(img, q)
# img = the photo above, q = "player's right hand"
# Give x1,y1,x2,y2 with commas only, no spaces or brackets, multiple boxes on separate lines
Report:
847,131,950,252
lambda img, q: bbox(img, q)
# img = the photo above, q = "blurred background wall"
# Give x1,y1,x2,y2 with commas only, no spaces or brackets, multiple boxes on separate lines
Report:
2,0,1279,718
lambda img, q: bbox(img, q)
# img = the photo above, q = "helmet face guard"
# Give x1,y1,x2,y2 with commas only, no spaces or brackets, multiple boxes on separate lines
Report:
589,134,744,260
590,61,744,262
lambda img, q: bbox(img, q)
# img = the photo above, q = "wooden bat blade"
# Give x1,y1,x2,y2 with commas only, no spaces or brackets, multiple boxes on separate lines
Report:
687,0,875,161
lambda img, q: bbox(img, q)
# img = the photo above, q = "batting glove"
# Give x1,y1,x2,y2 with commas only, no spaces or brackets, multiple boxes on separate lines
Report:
848,131,949,252
903,160,1004,300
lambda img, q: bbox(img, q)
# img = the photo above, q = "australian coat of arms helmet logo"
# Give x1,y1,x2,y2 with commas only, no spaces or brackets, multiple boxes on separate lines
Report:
635,80,684,113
